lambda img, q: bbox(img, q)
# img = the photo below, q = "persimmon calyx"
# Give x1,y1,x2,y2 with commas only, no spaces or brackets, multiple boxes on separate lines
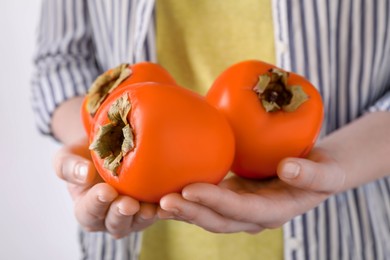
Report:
89,94,135,176
254,68,309,112
87,63,132,116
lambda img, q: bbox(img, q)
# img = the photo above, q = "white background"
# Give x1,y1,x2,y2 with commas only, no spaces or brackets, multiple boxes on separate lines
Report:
0,1,80,259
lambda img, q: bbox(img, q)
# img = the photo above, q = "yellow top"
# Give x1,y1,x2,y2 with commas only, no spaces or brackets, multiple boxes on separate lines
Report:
140,1,283,259
156,0,276,94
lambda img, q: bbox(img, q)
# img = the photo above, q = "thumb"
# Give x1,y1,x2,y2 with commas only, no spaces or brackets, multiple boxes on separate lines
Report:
277,158,345,194
53,150,97,185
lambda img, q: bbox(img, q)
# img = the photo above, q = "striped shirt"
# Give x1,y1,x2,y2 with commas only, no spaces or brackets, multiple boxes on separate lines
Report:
31,0,390,259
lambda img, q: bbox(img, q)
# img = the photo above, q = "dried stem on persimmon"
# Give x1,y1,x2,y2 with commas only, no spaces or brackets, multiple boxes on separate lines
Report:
87,63,132,116
89,94,135,176
254,68,308,112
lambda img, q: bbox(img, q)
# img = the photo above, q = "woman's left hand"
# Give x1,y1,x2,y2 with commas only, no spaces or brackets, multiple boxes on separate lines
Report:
158,147,345,234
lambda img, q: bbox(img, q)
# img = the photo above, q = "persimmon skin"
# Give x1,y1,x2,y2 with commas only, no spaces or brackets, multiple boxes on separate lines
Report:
90,83,235,203
81,62,177,136
206,60,324,179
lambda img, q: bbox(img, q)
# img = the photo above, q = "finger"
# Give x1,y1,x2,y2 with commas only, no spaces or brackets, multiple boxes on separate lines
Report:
157,207,175,219
277,158,345,194
54,151,97,185
138,203,157,219
180,183,273,224
160,193,262,233
105,196,140,239
132,203,158,231
75,183,118,232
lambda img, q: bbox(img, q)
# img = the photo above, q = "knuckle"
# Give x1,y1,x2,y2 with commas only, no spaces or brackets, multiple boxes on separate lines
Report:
90,208,107,220
84,207,107,222
106,214,132,232
75,208,107,230
178,209,197,223
84,201,104,214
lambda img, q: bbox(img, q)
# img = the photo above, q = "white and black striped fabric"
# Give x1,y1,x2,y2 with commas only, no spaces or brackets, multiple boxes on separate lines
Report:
274,1,390,259
31,0,156,136
79,230,143,260
31,0,390,259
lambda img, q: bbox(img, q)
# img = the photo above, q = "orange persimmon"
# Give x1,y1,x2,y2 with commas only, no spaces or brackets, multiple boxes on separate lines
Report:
206,60,324,179
88,82,235,203
81,62,177,136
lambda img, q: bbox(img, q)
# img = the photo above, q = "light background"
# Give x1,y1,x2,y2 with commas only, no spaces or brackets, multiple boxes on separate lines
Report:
0,1,80,259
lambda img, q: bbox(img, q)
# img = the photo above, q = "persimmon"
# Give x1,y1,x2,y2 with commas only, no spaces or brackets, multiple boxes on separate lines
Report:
206,60,324,179
81,62,177,136
88,82,235,203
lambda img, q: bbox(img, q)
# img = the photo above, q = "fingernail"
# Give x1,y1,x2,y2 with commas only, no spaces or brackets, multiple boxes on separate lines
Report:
118,206,131,216
160,203,179,215
139,214,152,221
282,162,300,179
182,191,198,202
98,195,110,203
75,162,88,182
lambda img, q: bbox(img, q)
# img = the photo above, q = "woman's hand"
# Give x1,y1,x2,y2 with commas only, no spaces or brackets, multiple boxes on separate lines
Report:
158,111,390,234
53,137,158,239
158,147,345,234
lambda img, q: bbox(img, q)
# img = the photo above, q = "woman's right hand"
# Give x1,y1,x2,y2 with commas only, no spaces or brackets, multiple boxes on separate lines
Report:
53,137,158,239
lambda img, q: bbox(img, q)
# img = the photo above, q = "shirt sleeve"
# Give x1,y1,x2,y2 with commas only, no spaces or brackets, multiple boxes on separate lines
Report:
368,90,390,112
31,0,101,137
